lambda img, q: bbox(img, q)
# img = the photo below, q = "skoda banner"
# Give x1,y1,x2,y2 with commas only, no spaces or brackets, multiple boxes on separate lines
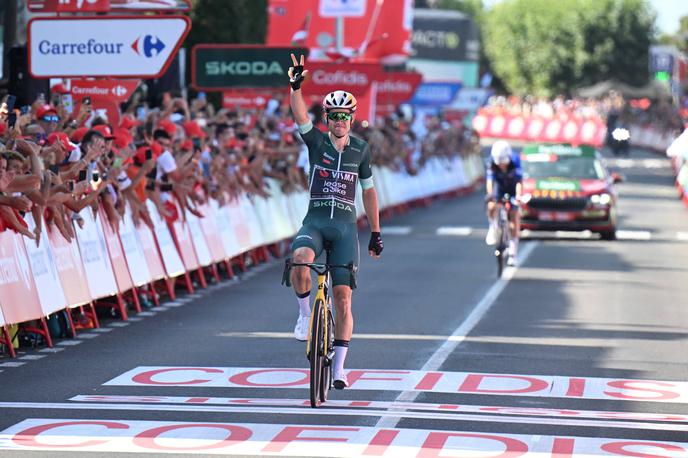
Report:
192,45,308,90
28,16,190,78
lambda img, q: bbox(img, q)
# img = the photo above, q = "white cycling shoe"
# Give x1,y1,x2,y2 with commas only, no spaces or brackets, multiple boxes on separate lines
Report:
333,370,349,390
485,226,498,246
293,314,309,341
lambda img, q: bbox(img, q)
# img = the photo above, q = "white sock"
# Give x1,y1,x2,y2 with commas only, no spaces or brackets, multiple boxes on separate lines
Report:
334,346,348,375
297,295,310,316
509,239,519,254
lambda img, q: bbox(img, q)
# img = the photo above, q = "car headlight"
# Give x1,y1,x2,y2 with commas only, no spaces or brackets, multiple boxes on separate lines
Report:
590,193,611,205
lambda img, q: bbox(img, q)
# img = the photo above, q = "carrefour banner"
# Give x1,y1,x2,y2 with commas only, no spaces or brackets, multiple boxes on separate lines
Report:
192,45,308,90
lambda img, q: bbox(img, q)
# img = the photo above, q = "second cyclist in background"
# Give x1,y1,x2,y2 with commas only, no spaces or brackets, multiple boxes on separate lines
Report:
485,140,523,266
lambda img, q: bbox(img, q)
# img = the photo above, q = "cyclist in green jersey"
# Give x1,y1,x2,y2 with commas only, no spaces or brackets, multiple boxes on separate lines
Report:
287,53,384,389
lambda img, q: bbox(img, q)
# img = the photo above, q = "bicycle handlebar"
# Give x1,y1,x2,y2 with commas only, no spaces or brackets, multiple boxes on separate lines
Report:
281,258,357,289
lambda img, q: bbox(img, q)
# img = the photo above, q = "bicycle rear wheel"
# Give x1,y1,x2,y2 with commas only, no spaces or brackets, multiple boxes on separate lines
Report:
309,299,325,408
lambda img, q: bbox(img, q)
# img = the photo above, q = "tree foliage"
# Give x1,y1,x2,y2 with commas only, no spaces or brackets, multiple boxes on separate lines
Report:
482,0,655,96
186,0,267,49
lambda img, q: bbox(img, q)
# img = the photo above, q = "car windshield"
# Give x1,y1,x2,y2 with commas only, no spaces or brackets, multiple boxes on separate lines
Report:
522,156,605,180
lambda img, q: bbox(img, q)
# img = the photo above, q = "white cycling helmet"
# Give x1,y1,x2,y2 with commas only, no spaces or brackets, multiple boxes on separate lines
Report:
323,90,357,112
490,140,512,164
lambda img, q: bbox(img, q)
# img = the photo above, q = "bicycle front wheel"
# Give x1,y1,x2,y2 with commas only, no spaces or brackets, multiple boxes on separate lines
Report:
309,299,325,408
319,308,335,403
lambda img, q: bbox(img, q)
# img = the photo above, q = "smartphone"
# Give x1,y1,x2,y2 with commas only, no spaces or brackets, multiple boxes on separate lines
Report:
67,181,75,192
61,94,74,114
20,105,30,115
145,149,153,160
83,96,91,106
192,137,201,150
78,169,88,181
92,171,100,182
136,106,146,121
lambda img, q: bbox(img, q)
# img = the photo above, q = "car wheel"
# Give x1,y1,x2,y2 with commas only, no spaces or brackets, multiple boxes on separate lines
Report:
600,229,616,240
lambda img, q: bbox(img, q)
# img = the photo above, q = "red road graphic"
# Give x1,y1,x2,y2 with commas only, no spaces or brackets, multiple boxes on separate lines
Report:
1,418,686,455
103,367,688,404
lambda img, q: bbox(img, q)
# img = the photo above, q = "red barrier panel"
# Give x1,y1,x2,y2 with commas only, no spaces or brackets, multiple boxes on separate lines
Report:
473,113,607,147
47,225,91,308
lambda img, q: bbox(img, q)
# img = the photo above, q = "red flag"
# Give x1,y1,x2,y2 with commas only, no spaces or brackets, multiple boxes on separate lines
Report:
291,12,311,46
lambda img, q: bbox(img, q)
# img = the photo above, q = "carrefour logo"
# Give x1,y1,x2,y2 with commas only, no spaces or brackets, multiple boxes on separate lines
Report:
131,35,166,58
38,38,125,56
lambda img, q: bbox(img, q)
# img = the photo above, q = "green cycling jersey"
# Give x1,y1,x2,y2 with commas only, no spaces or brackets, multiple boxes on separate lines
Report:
299,120,374,224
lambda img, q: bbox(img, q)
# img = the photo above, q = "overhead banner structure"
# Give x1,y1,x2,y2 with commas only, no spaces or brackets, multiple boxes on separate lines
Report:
411,8,480,62
192,45,308,91
267,0,413,64
28,16,191,78
375,71,422,110
28,0,191,12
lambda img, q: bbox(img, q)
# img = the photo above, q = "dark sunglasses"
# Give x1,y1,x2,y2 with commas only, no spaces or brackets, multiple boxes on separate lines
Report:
42,115,60,123
327,112,352,122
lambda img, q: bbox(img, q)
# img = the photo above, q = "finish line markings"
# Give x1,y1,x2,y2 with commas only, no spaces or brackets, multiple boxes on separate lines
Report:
68,394,688,424
1,418,686,456
436,226,473,236
0,401,685,433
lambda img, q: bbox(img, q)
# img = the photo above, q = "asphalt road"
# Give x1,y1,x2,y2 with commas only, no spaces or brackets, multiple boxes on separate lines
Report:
0,148,687,457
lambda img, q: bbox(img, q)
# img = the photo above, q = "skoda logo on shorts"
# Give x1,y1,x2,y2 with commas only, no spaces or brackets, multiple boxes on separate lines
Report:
132,35,165,58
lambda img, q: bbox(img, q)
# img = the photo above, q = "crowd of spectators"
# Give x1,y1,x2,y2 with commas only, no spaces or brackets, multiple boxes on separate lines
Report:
0,84,479,243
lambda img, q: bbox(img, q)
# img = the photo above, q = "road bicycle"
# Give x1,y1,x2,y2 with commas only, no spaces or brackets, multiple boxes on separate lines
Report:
282,243,356,408
494,195,513,278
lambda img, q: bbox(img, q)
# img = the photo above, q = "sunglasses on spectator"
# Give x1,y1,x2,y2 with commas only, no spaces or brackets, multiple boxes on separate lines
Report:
42,115,60,123
327,112,352,122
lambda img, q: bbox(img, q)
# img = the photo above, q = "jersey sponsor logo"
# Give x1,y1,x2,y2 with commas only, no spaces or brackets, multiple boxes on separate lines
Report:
311,165,358,205
313,200,354,212
343,162,359,167
323,153,336,161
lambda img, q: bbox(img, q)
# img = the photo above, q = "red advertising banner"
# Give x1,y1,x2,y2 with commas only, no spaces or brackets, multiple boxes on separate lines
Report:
472,113,607,147
75,97,121,130
267,0,412,64
375,71,422,108
28,0,191,12
70,79,140,103
300,61,382,98
47,226,91,308
222,90,278,110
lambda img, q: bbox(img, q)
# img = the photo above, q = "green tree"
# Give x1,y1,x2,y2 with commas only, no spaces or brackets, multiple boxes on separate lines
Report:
482,0,655,96
186,0,267,49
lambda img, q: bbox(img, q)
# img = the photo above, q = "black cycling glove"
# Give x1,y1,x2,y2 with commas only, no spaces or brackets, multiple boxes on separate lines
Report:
368,231,383,256
289,64,305,90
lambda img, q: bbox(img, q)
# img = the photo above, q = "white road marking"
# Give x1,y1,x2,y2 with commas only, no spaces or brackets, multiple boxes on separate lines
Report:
677,232,688,241
382,226,412,235
76,333,100,339
17,355,46,361
377,241,537,429
38,348,64,353
136,312,156,317
91,328,113,333
616,230,652,240
164,301,184,307
436,226,473,236
1,418,686,456
68,395,688,423
108,322,130,328
0,362,25,368
56,340,82,346
0,402,684,432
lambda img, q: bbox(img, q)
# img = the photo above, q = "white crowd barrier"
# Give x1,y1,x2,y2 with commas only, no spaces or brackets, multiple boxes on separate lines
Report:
0,155,484,337
629,124,677,153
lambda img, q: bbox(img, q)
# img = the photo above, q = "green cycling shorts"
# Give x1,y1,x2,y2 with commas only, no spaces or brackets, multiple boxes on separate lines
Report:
291,219,359,288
